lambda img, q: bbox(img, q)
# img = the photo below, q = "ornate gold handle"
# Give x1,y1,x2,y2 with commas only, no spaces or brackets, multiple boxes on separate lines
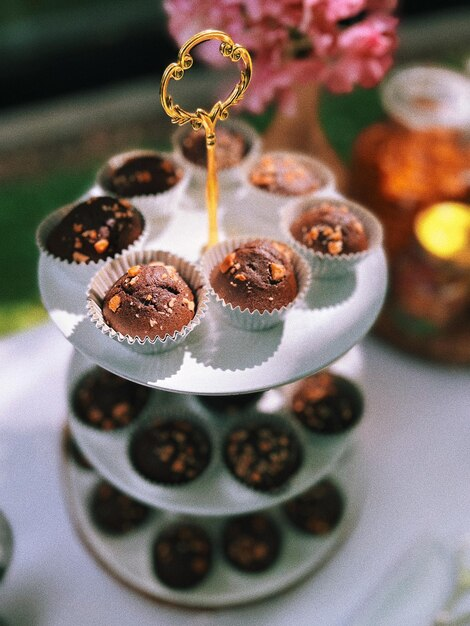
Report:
160,29,252,248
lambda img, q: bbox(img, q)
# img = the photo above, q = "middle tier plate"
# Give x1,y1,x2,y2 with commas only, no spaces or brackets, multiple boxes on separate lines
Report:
68,349,362,516
39,186,387,394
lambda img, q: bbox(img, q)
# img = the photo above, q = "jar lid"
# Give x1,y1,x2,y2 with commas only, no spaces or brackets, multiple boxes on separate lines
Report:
381,65,470,130
415,202,470,267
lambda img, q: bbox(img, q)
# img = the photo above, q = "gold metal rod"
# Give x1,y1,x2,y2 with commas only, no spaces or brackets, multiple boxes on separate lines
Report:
206,139,219,248
160,30,252,249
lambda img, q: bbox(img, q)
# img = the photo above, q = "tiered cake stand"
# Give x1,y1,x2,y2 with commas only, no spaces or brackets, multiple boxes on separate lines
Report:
38,173,387,607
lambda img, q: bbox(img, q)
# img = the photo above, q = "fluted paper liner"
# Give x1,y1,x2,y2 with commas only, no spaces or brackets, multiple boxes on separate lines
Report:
172,117,262,188
66,348,356,516
241,150,337,210
281,196,383,279
96,149,190,220
200,236,311,331
36,201,149,286
86,249,209,354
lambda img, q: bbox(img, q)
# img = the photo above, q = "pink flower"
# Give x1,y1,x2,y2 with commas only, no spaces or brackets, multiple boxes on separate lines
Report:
164,0,398,112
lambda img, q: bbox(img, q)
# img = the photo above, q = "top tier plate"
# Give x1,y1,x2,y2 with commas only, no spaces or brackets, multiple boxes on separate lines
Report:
38,184,387,394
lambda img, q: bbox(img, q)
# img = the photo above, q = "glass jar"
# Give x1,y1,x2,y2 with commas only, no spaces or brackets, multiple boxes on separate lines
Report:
349,65,470,261
375,202,470,364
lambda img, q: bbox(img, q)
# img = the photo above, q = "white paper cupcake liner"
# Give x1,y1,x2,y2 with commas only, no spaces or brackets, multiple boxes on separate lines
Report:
86,249,209,354
95,149,190,221
200,236,311,331
280,196,383,279
36,200,149,287
171,117,262,188
241,150,337,212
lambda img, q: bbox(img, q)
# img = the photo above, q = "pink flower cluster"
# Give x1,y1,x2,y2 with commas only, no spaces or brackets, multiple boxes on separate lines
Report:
164,0,398,113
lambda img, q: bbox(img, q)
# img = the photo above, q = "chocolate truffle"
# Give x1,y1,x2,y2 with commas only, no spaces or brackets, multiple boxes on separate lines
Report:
210,239,298,312
223,513,281,573
292,372,364,434
180,127,248,170
249,154,322,196
72,367,150,431
129,418,211,485
290,202,368,255
90,480,151,535
152,523,212,589
46,196,144,264
283,478,344,535
65,430,93,470
102,262,196,340
196,392,263,415
100,152,183,197
224,422,302,492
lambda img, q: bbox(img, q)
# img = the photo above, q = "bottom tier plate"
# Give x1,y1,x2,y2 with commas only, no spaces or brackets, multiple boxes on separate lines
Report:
62,435,366,609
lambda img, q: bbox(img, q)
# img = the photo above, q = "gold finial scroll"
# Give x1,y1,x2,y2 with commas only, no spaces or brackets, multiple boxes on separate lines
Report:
160,30,252,248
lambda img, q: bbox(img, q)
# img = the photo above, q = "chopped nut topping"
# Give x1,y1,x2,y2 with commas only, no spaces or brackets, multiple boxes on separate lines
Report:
327,240,343,255
94,239,109,254
145,294,153,301
234,273,247,281
161,160,174,173
129,276,139,285
168,298,176,308
149,319,157,327
108,295,121,312
219,252,236,274
127,265,141,277
183,298,195,312
72,252,90,263
135,170,151,183
270,262,286,281
82,229,98,241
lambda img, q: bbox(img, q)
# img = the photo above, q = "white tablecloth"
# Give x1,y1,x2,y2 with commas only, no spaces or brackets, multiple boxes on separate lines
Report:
1,322,470,625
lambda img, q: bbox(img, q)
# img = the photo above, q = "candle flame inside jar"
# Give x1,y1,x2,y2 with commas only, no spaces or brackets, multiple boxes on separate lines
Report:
415,202,470,266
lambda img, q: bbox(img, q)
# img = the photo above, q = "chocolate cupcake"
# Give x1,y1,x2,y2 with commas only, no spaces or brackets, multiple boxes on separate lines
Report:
90,480,151,535
71,367,151,431
223,513,281,573
99,150,183,198
291,372,364,435
180,127,248,170
201,236,311,331
102,262,196,341
282,196,383,278
42,195,145,263
172,118,261,186
210,239,298,313
224,422,302,492
87,249,209,353
246,151,335,199
129,418,211,485
283,478,344,535
289,202,368,255
196,392,263,415
152,523,212,589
